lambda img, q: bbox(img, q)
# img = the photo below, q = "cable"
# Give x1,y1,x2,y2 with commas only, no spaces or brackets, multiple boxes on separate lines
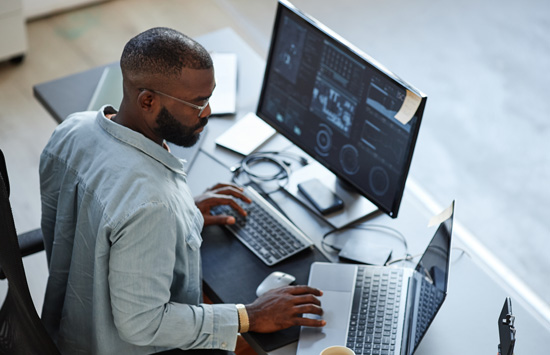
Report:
231,151,307,193
450,247,470,263
252,150,309,166
385,253,419,266
385,247,470,267
321,223,470,268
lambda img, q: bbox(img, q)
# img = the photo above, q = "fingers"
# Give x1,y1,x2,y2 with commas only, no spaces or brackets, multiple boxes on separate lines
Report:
287,285,323,297
197,183,252,219
208,183,240,191
264,286,323,306
265,286,324,313
291,293,322,307
288,308,326,329
295,316,326,328
196,192,249,218
292,303,324,316
209,194,248,217
246,287,326,333
211,185,252,204
203,214,236,226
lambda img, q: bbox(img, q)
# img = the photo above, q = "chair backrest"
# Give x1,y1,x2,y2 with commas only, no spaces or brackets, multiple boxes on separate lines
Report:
0,149,60,354
0,150,9,197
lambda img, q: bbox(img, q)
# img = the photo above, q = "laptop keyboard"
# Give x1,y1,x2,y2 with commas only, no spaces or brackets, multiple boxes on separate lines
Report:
413,277,445,348
347,267,403,355
210,186,313,266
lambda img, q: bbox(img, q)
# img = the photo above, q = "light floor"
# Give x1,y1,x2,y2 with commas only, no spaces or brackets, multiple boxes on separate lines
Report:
1,0,549,324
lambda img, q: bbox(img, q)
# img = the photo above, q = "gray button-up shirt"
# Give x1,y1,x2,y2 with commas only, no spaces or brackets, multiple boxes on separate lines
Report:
39,107,238,354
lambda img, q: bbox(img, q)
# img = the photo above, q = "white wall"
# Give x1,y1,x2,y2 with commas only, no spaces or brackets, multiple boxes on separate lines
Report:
22,0,108,19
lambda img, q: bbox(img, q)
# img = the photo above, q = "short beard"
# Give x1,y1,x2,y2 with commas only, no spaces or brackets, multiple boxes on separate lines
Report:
154,106,207,147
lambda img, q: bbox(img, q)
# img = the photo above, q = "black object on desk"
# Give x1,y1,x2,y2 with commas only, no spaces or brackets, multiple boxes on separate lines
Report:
297,178,345,216
498,297,516,355
34,63,116,124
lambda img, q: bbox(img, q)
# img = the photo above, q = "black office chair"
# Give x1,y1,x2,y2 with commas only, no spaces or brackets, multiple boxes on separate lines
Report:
0,150,60,354
0,150,45,280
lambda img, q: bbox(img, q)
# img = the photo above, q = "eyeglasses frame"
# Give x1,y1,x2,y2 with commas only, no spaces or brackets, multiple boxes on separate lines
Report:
140,88,210,117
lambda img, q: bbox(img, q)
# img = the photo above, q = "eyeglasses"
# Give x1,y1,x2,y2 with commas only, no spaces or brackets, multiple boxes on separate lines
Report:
142,89,210,117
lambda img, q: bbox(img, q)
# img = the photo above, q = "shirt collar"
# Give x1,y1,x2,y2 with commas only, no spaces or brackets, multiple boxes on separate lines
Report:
96,106,187,175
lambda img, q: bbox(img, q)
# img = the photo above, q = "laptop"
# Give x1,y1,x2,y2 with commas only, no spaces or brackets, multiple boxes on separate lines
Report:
297,201,455,355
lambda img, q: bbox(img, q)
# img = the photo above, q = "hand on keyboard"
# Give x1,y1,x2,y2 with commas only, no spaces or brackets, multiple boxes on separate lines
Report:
195,183,251,226
210,186,314,266
245,285,326,333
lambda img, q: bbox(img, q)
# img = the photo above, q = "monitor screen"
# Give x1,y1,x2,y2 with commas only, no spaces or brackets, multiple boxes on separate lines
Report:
256,0,427,217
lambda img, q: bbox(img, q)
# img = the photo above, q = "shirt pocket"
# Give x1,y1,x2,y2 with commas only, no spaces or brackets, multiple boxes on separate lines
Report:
186,210,204,251
186,232,202,251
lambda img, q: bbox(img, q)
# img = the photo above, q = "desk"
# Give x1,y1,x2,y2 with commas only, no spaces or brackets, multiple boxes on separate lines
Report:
34,27,550,355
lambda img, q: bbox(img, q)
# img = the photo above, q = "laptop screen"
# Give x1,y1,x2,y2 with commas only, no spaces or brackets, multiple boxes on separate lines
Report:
415,208,454,293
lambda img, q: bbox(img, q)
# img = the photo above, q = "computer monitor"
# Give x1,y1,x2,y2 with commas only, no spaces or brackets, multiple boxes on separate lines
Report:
256,0,427,218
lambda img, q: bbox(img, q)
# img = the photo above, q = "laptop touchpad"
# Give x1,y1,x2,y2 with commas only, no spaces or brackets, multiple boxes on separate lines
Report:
309,262,356,292
298,290,351,354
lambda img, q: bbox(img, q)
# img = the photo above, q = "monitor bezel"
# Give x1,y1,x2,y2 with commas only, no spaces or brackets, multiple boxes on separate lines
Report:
256,0,427,218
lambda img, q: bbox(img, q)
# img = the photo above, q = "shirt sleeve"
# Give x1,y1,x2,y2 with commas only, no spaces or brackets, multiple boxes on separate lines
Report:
108,201,239,350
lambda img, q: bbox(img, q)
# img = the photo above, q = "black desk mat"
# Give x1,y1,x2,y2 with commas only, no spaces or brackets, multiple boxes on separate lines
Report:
201,224,329,352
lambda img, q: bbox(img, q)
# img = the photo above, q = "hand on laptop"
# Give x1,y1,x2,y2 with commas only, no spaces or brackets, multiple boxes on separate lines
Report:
194,183,251,225
245,285,326,333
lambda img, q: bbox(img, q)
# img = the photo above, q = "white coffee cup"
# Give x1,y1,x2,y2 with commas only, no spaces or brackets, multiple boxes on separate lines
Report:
320,345,355,355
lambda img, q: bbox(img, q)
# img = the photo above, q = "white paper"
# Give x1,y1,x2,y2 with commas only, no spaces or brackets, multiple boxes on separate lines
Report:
209,52,238,115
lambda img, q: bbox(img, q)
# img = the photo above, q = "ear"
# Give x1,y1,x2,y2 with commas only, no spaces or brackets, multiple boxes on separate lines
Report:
137,89,158,113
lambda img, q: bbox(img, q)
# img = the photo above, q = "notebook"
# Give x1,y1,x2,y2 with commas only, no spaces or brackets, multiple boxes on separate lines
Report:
297,201,455,355
209,52,238,116
87,52,237,115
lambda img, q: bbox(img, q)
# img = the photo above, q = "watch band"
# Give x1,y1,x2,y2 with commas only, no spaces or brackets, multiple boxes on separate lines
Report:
236,304,249,333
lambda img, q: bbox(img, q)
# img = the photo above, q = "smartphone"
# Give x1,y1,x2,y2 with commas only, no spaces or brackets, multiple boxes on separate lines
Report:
297,178,344,215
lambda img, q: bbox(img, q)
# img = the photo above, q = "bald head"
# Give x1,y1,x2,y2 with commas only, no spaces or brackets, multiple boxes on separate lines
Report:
120,27,213,88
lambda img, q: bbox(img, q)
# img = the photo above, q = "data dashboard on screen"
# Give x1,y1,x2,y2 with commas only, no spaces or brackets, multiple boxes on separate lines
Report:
256,0,427,218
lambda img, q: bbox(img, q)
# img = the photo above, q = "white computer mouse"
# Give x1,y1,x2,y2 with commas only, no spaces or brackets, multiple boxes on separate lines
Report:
256,271,296,297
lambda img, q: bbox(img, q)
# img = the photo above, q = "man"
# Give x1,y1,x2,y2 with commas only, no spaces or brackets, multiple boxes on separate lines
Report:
40,27,325,354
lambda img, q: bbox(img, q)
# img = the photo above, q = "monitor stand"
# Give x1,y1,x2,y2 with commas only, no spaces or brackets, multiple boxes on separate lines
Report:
285,162,379,229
